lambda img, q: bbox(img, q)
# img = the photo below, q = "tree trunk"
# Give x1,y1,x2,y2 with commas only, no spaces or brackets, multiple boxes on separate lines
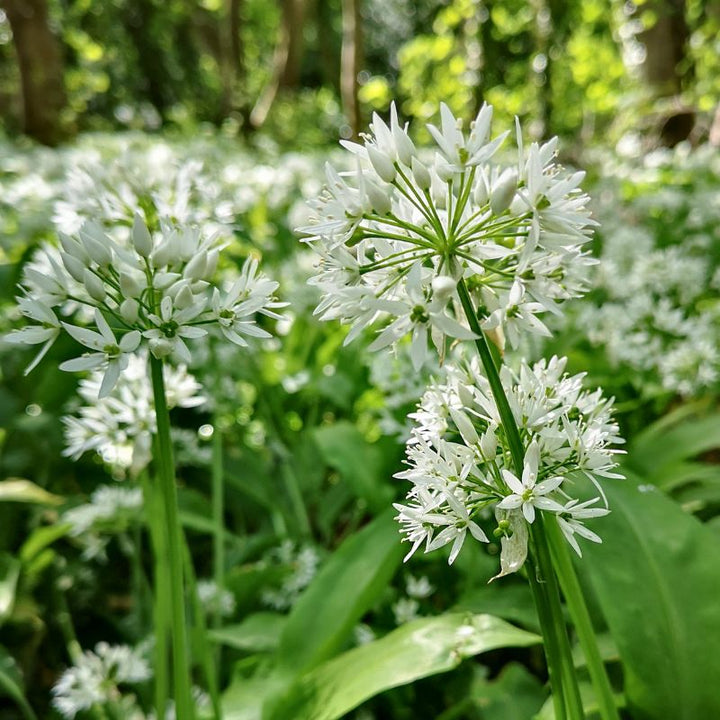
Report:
250,0,306,129
2,0,67,145
637,0,689,96
340,0,362,139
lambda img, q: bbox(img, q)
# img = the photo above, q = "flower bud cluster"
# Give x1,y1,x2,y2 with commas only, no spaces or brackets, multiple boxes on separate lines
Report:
393,356,624,573
6,215,283,397
300,103,596,366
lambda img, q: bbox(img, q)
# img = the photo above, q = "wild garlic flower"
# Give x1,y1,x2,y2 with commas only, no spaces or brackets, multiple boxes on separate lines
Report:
63,352,205,476
300,103,596,367
6,216,283,396
394,356,624,576
52,642,151,719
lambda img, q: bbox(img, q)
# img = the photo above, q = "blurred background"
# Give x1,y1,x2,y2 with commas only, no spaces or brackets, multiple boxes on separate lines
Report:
1,0,719,150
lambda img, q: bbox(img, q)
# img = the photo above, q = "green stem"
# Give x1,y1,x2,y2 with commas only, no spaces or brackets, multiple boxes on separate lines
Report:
546,518,621,720
141,472,170,720
182,537,222,720
533,517,585,719
212,417,225,632
456,278,584,719
150,355,194,720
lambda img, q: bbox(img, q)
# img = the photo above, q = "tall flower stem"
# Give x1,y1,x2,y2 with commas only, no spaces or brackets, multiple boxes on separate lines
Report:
456,277,585,719
212,412,225,632
150,355,194,720
141,471,170,719
546,517,621,720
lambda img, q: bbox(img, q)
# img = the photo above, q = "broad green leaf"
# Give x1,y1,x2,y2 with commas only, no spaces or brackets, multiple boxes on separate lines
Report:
630,408,720,472
208,613,286,653
0,555,20,625
0,479,62,506
269,614,541,720
469,662,547,720
313,422,393,510
580,473,720,719
222,675,288,720
276,509,404,675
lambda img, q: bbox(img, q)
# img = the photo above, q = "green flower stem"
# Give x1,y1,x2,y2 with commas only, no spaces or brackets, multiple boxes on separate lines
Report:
212,415,225,632
532,517,585,719
182,537,222,720
149,355,194,720
456,277,584,719
141,471,170,720
546,517,621,720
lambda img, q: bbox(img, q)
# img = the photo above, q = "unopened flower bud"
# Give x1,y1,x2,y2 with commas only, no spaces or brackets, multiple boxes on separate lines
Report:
367,146,396,183
120,298,139,324
152,241,173,269
473,176,490,206
431,275,456,302
184,251,207,281
205,249,220,278
119,271,144,299
436,159,454,183
391,117,416,167
411,157,431,190
132,214,153,258
480,425,497,458
365,178,392,216
148,337,174,359
174,283,195,310
83,269,106,302
80,223,113,267
449,407,479,446
491,169,518,214
59,234,90,263
60,252,86,283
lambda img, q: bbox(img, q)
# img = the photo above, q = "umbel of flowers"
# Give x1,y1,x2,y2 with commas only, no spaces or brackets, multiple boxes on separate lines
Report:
395,355,624,574
302,103,623,720
6,216,283,720
7,215,283,394
301,102,596,368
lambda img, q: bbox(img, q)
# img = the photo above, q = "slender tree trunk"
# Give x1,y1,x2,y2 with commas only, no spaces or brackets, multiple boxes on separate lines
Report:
340,0,362,139
638,0,689,96
250,0,306,129
3,0,67,145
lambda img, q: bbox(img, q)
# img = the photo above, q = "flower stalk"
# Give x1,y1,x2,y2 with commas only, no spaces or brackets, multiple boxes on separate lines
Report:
457,277,584,719
150,355,194,720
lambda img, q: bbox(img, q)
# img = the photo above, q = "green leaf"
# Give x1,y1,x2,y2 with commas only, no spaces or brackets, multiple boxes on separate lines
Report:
580,473,720,719
269,614,541,720
313,422,393,510
469,662,547,720
630,407,720,472
19,523,72,565
208,613,286,653
0,479,62,505
0,646,37,720
276,509,404,675
0,555,20,625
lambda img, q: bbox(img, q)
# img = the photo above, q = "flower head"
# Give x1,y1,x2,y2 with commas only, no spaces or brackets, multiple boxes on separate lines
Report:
394,355,624,574
301,102,596,361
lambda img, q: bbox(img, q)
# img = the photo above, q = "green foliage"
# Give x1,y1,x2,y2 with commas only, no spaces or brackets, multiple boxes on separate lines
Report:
581,472,720,719
268,614,541,720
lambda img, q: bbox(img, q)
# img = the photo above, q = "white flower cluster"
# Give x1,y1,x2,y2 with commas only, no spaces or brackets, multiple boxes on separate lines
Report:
62,352,205,476
300,103,596,367
394,356,624,574
260,541,321,611
52,642,151,719
6,216,283,396
565,144,720,398
196,579,237,619
63,485,144,536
